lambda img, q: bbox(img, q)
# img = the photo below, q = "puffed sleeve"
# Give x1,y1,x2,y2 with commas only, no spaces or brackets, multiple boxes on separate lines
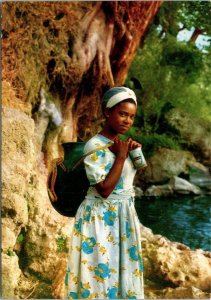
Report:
84,148,112,185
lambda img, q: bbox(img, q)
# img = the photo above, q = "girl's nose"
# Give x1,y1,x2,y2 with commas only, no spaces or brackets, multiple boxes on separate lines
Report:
124,116,131,124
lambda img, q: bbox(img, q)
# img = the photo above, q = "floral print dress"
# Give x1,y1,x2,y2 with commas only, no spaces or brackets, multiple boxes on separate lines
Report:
65,134,144,299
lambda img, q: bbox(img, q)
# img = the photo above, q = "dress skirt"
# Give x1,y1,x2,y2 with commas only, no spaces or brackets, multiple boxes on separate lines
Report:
65,188,144,299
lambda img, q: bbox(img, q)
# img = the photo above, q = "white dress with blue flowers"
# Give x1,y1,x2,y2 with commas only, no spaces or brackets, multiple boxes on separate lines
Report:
65,134,144,299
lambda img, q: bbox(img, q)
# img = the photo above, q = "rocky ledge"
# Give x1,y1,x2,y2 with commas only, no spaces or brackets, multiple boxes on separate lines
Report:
141,225,211,299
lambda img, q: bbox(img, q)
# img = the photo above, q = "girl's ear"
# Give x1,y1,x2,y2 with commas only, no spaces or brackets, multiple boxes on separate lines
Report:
104,108,110,118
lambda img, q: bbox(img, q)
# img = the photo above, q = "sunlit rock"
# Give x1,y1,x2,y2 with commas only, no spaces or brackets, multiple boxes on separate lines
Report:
141,224,211,292
189,165,211,192
144,184,173,197
1,224,17,252
142,148,200,183
134,186,144,198
169,176,202,195
163,286,210,299
2,253,21,299
165,108,211,160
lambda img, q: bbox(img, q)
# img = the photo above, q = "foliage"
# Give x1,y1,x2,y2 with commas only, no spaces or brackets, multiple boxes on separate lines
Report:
121,128,180,158
7,248,15,257
17,233,24,243
140,133,181,157
56,235,67,253
126,1,211,153
2,2,91,105
177,2,211,35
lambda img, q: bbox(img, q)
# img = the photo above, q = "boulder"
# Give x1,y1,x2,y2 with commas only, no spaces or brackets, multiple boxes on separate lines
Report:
140,224,211,292
2,253,22,299
144,184,173,197
134,186,144,198
1,223,17,251
169,176,202,195
2,108,74,298
142,148,199,184
144,285,210,299
163,286,210,299
165,108,211,160
189,165,211,192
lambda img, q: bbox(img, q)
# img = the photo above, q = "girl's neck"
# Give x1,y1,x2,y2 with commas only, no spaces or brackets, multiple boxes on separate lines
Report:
100,127,118,141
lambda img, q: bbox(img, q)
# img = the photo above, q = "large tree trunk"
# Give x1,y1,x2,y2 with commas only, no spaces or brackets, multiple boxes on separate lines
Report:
2,1,161,162
2,2,162,299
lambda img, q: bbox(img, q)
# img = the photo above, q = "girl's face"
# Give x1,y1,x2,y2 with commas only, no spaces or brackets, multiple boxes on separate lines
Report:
105,101,137,135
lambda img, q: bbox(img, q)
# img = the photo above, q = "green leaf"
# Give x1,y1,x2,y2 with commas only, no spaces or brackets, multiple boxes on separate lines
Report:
7,249,15,257
17,234,24,243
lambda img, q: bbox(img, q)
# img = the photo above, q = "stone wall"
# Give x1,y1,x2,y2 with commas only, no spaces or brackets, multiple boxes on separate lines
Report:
2,107,74,298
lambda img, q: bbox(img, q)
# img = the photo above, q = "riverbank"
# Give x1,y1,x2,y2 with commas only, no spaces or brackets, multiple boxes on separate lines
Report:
140,224,211,299
134,147,211,198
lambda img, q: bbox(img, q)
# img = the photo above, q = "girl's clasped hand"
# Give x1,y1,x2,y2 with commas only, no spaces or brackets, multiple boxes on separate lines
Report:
109,137,142,159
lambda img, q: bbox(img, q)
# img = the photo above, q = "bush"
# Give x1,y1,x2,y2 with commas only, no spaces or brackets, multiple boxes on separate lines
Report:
120,129,181,157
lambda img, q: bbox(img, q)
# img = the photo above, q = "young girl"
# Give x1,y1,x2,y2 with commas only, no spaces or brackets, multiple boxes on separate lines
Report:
65,86,144,299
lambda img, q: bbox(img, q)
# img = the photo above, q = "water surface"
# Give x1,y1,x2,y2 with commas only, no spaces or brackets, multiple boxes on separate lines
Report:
135,195,211,251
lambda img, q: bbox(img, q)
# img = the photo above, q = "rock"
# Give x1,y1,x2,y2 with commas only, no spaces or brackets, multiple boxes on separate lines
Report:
2,192,28,225
15,273,52,299
2,108,35,167
2,108,34,227
169,176,202,195
140,224,211,292
2,107,74,297
24,168,75,281
2,253,22,299
25,217,71,280
2,108,36,297
2,80,32,114
189,165,211,191
134,186,144,198
144,284,211,299
145,184,173,197
142,148,199,184
163,286,210,299
1,224,17,252
165,108,211,160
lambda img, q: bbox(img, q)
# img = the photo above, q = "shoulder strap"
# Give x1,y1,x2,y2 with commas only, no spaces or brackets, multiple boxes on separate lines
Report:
48,158,66,202
71,141,113,171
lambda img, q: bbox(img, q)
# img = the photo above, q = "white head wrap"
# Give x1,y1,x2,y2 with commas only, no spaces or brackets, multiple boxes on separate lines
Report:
102,87,137,110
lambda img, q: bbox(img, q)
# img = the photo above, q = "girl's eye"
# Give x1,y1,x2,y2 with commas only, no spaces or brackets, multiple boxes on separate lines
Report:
119,112,135,120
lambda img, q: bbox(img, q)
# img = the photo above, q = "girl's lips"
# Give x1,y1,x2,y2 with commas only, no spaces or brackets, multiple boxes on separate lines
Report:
120,126,129,130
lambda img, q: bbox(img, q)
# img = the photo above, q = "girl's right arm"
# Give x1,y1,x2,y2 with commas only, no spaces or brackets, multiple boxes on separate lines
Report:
94,138,129,198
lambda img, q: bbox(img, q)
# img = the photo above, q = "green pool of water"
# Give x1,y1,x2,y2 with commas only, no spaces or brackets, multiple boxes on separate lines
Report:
135,195,211,251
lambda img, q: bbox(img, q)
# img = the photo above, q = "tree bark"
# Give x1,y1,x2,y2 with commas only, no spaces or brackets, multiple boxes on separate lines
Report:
189,28,204,43
2,1,162,147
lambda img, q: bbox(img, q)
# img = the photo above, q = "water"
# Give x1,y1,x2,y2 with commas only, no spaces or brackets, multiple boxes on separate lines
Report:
135,195,211,251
